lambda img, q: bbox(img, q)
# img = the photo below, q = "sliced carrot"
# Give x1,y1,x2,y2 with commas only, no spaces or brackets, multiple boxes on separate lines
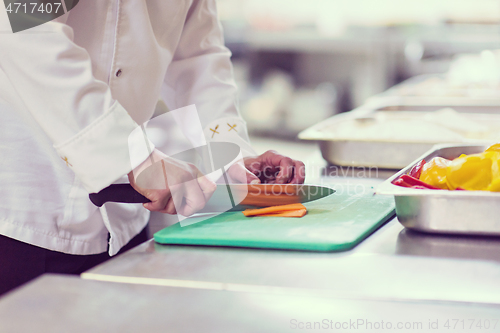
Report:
243,203,307,217
262,209,307,218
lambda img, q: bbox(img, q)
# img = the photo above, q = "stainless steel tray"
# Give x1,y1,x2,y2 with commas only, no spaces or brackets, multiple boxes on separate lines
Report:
317,139,435,169
301,106,433,169
377,144,500,236
301,73,500,169
299,100,500,169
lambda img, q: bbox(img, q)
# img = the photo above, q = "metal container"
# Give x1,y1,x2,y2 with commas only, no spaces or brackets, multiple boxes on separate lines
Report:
317,138,435,169
299,99,500,169
300,73,500,169
377,144,500,236
299,105,439,169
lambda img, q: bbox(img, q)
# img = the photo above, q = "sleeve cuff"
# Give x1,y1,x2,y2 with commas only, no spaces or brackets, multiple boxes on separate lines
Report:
54,102,155,193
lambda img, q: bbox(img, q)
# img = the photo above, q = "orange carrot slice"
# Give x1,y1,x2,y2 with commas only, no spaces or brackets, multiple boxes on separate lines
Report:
243,203,307,217
262,209,307,218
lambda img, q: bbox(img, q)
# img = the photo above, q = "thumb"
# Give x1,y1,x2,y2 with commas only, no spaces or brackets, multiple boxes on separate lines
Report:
228,162,261,184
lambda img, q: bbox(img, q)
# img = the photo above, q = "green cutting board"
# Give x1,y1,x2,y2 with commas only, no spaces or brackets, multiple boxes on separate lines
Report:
154,188,395,252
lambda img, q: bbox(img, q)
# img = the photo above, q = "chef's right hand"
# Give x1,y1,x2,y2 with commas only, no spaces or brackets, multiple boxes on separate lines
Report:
128,149,216,216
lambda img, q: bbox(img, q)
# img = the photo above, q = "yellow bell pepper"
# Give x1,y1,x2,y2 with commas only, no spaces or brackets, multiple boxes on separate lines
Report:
412,144,500,192
487,151,500,191
446,152,500,191
487,178,500,192
419,157,451,189
485,143,500,153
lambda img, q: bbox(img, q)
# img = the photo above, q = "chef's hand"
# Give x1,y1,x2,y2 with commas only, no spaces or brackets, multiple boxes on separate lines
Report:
128,149,216,215
228,150,305,184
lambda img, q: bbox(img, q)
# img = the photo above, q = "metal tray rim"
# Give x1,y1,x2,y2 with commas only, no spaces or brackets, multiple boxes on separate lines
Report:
298,108,500,144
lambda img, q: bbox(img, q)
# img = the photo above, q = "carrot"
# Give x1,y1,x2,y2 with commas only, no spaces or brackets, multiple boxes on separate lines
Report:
262,209,307,218
243,203,307,217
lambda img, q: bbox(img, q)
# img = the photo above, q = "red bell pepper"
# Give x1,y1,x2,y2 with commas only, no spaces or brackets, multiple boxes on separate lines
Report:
393,174,441,190
400,175,441,189
410,185,430,190
393,177,412,188
393,160,469,191
408,159,426,179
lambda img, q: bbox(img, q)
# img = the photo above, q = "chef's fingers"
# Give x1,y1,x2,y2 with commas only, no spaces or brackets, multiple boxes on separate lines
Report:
156,183,183,215
159,197,177,215
143,189,171,212
256,150,291,183
227,162,261,185
160,176,212,215
291,160,306,184
246,169,262,184
246,160,262,176
128,168,169,211
275,157,295,184
177,179,207,217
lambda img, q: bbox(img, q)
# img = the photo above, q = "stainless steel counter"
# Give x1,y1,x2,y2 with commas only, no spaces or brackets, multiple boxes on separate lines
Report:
82,178,500,306
83,212,500,305
3,175,500,330
1,274,499,332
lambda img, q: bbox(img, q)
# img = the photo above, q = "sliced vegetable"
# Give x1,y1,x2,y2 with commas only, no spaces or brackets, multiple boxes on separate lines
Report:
260,209,307,217
400,175,440,190
408,159,426,179
393,175,440,190
243,203,307,217
485,143,500,153
419,157,451,189
393,144,500,192
410,185,431,190
487,178,500,192
446,152,497,191
393,178,413,188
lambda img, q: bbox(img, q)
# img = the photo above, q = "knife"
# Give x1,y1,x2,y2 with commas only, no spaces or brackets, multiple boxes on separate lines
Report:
89,183,334,212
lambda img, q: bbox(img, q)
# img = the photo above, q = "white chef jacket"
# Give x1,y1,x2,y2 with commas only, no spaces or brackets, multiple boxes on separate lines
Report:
0,0,253,255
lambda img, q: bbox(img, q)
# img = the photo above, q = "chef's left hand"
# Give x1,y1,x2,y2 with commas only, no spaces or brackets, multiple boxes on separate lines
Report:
228,150,305,184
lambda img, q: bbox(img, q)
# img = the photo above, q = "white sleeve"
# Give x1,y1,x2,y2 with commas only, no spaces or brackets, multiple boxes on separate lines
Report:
160,0,256,157
0,15,152,193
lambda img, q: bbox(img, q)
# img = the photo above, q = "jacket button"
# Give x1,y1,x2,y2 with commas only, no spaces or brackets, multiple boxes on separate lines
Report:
116,69,122,77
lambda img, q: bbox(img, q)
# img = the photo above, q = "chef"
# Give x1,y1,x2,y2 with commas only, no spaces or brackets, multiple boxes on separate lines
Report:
0,0,305,295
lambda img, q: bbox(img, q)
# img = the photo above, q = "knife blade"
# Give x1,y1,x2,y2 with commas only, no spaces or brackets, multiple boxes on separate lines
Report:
89,183,334,212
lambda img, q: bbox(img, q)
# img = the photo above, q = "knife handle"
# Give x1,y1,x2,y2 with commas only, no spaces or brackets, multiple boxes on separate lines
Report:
89,184,151,207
